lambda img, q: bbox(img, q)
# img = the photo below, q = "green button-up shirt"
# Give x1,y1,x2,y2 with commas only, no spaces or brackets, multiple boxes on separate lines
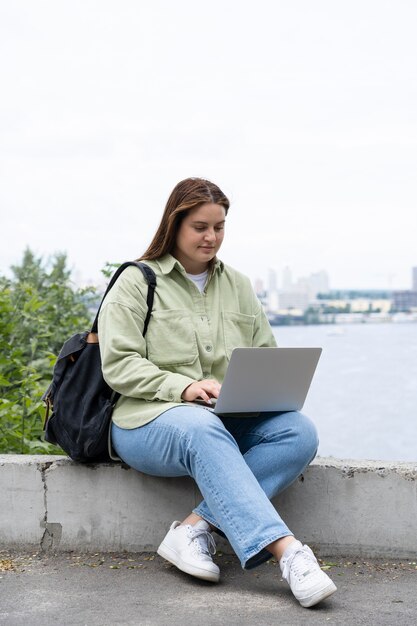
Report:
98,254,277,429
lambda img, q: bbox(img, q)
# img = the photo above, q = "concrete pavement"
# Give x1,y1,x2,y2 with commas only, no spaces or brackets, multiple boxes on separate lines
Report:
1,550,416,625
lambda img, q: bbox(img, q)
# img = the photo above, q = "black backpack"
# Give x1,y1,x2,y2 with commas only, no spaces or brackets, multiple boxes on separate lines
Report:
42,261,156,463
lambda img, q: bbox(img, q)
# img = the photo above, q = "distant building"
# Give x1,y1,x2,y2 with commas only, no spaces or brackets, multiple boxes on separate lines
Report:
282,266,292,290
262,267,331,313
309,271,330,297
268,268,278,293
268,290,280,311
278,289,310,311
266,269,279,311
413,267,417,291
392,291,417,311
277,269,329,311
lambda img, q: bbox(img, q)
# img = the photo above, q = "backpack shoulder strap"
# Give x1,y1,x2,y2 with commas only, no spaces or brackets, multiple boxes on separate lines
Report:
91,261,157,335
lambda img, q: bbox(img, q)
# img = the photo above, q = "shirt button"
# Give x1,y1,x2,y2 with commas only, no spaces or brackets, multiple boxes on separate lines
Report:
205,345,212,352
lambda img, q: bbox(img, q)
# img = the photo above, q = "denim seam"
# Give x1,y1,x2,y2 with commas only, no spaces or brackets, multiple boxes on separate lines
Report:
185,437,245,544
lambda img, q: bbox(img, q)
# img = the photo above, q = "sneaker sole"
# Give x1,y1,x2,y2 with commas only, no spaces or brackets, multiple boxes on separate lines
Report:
157,542,220,583
299,581,337,608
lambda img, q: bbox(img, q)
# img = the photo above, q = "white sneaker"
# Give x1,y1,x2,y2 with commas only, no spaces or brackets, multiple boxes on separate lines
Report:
157,520,220,582
280,540,337,608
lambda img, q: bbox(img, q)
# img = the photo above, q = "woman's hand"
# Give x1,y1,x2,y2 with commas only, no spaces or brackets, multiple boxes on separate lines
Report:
181,379,221,404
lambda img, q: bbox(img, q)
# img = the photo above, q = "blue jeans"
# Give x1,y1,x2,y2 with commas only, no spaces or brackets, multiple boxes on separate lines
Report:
111,406,318,569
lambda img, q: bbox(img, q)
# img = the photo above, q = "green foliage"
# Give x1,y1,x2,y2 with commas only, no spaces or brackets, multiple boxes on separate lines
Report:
0,248,96,454
101,261,122,280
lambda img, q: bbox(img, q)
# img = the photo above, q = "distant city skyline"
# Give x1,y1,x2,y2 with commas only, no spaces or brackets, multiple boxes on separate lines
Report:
254,264,417,315
255,264,417,295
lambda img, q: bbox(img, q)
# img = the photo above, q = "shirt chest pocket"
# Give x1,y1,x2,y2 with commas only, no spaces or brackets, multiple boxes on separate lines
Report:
146,309,199,367
222,311,255,360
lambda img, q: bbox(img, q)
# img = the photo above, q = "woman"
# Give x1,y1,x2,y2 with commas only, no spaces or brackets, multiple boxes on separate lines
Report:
98,177,337,609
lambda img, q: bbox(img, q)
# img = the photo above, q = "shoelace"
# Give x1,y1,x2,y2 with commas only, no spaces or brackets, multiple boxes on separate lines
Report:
186,526,217,556
281,546,317,583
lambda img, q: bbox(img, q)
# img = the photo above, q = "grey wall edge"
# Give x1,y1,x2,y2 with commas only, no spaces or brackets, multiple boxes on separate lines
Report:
1,455,416,558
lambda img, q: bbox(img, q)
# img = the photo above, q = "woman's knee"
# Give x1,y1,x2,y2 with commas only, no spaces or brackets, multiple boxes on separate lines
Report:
291,412,319,461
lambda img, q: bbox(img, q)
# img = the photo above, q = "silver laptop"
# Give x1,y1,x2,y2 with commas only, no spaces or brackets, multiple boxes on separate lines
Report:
195,347,322,415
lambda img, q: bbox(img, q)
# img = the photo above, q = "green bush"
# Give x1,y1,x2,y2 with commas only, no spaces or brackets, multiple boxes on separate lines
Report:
0,249,96,454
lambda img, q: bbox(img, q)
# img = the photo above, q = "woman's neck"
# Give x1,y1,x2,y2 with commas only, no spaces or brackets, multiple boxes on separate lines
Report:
172,253,209,275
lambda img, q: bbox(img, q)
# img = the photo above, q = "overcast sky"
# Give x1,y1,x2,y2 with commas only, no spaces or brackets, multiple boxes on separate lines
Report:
1,0,416,290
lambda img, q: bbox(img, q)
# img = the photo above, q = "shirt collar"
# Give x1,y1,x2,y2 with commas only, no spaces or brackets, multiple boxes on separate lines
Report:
155,254,224,276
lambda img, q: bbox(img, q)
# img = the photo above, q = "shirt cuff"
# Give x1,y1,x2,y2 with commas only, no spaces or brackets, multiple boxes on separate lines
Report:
156,374,195,402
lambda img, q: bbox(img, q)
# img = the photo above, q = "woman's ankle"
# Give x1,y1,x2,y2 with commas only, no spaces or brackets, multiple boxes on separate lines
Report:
181,513,215,532
267,535,297,561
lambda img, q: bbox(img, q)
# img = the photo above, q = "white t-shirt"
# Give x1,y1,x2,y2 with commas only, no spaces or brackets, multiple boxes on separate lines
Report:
186,270,208,293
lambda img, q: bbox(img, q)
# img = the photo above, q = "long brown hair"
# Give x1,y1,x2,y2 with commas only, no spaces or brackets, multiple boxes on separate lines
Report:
138,177,230,261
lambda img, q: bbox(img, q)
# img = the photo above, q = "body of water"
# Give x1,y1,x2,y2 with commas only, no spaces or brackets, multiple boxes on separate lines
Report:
272,323,417,462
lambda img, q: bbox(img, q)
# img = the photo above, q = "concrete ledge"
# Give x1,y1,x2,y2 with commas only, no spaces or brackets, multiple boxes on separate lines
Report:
1,455,416,558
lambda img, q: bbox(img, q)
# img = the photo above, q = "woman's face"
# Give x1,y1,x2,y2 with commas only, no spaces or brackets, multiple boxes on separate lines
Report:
173,202,226,274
